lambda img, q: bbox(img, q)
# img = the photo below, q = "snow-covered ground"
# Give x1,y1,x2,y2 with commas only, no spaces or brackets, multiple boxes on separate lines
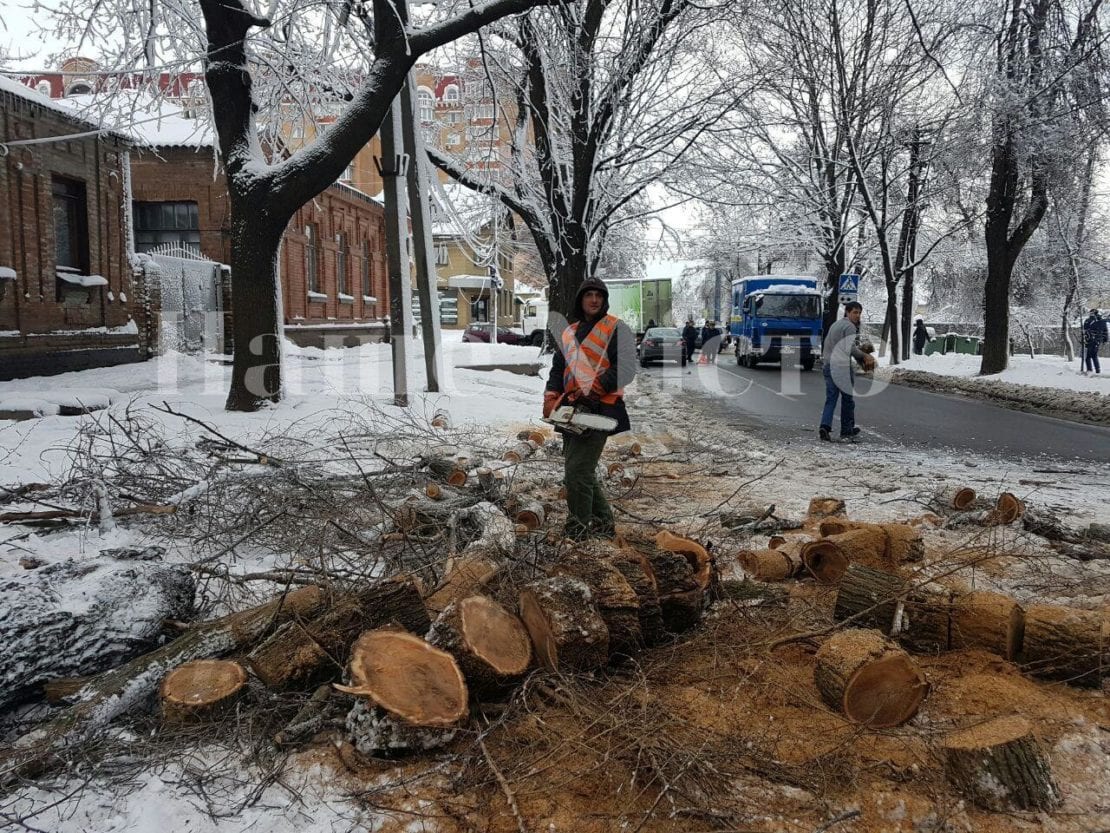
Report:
1,335,1108,832
885,350,1109,393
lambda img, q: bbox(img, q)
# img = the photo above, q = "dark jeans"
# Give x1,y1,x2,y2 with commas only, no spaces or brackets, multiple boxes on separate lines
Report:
1085,342,1101,373
820,363,855,435
563,429,614,539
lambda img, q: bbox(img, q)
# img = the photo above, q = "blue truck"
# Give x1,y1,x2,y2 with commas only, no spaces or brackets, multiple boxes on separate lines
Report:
729,276,823,370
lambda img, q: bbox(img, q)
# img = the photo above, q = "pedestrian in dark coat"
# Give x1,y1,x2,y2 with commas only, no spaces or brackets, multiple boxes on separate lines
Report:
681,319,698,361
912,319,930,355
646,318,657,330
700,321,721,363
543,278,637,540
1082,309,1106,374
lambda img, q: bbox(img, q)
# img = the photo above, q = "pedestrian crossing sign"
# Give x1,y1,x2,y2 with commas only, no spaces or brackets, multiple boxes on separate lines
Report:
834,274,861,304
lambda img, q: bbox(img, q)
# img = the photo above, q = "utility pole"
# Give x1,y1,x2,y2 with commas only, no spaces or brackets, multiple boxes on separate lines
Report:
377,103,413,407
399,72,445,392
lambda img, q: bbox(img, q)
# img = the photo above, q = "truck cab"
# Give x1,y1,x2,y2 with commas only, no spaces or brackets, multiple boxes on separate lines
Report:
729,277,823,370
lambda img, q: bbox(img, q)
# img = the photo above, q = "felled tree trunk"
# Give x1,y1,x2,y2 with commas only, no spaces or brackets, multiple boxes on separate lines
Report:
882,524,924,563
813,629,928,728
1020,604,1108,687
514,500,546,531
0,557,196,711
896,587,952,655
930,486,981,513
609,552,666,647
832,564,904,630
423,455,470,487
247,578,430,689
644,549,704,632
553,552,643,657
949,591,1025,660
518,577,609,672
503,439,539,463
161,659,247,723
991,491,1025,525
1,585,325,787
427,596,532,698
802,526,887,583
739,542,802,582
941,715,1060,811
655,531,714,595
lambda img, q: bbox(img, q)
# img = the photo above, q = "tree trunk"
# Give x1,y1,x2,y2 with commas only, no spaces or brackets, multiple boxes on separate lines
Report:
161,659,247,723
832,564,904,629
739,548,798,582
0,557,195,712
609,552,666,647
813,628,927,728
0,585,325,787
949,590,1024,660
425,555,502,615
552,551,643,657
942,715,1060,811
225,218,287,411
643,549,704,632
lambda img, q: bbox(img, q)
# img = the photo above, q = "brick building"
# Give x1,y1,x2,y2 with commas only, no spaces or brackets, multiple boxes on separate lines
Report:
0,76,143,381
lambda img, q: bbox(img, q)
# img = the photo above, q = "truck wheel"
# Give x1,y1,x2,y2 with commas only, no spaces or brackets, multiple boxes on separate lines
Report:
530,331,545,347
640,357,650,368
748,356,759,368
802,356,816,371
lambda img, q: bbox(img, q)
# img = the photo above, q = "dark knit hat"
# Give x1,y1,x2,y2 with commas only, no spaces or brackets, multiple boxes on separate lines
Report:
573,277,610,320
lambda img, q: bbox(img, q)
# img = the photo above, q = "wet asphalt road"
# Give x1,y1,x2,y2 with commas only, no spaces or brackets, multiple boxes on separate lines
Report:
637,352,1110,465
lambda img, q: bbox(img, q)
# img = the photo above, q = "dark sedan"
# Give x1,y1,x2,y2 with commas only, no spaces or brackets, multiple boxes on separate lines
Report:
639,327,688,366
461,323,534,346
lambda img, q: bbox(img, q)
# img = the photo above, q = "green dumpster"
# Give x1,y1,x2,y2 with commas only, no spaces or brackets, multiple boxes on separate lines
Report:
953,336,977,355
923,338,942,356
941,333,956,354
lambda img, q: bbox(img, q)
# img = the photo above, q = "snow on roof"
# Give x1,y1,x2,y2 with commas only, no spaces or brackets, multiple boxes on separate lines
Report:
54,90,214,148
0,74,118,134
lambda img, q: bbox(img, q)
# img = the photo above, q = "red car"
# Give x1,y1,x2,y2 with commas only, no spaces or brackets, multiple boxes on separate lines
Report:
461,323,537,346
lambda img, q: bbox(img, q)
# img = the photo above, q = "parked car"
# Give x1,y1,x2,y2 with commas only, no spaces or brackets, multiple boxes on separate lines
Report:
461,323,535,346
639,327,688,367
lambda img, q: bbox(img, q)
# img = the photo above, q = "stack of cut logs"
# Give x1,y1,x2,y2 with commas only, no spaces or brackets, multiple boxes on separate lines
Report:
741,491,1103,813
156,528,717,756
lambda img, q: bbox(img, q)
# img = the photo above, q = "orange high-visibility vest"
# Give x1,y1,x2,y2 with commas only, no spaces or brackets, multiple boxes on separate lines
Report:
561,315,623,403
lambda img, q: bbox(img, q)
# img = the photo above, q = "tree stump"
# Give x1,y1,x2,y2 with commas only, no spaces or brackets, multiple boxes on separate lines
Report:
950,591,1025,660
832,564,905,630
518,577,609,672
1020,604,1108,686
427,596,532,698
813,629,928,728
515,500,546,531
941,715,1060,811
807,497,846,519
425,555,502,615
553,551,643,657
161,659,247,723
335,630,468,726
247,578,430,689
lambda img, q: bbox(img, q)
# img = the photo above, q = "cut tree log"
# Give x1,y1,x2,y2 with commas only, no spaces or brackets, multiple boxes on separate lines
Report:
991,491,1025,525
832,564,905,631
768,535,786,549
947,487,979,511
738,548,798,582
896,586,953,655
807,497,846,519
1020,604,1108,687
881,524,924,563
514,500,545,531
425,555,502,615
335,630,468,726
516,428,547,445
655,530,714,593
608,552,666,647
518,577,609,672
503,440,539,463
246,577,430,689
949,591,1025,660
0,585,325,788
813,629,928,728
346,695,457,756
425,482,443,500
423,455,469,487
643,548,704,632
427,596,532,698
0,556,195,711
800,540,850,584
941,715,1060,811
553,550,643,657
160,659,247,723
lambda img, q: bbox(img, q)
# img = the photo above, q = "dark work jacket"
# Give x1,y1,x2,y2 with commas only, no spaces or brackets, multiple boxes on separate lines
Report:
682,324,698,350
1083,315,1107,346
913,323,929,351
546,315,636,435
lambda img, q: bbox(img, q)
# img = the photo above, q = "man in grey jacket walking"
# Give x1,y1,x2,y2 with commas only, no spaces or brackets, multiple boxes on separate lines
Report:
819,301,875,441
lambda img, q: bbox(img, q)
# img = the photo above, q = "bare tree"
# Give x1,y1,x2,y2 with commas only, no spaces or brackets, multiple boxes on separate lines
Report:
35,0,552,410
978,0,1107,374
429,0,737,318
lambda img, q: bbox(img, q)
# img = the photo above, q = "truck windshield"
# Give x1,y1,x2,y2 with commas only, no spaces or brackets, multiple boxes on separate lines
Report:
755,294,821,319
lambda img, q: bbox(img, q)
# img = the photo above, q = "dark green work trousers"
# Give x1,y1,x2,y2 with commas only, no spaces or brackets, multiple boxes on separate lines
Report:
563,429,615,539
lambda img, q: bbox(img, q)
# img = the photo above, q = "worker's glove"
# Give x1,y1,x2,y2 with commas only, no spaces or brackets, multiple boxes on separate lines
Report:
542,391,560,419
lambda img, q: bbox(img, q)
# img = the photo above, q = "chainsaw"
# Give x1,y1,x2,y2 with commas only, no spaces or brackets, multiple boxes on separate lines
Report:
542,395,618,435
